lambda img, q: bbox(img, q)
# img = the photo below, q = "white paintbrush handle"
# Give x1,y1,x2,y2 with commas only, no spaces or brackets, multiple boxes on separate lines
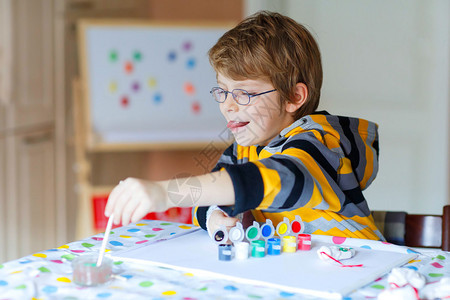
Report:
97,214,115,267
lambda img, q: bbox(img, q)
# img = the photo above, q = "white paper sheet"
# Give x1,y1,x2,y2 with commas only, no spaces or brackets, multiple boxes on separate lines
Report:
112,230,417,299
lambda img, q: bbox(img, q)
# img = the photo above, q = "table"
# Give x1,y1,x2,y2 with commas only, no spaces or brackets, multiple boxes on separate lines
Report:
0,220,449,299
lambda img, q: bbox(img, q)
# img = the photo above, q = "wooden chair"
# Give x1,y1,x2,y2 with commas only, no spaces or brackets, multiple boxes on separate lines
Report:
372,205,450,251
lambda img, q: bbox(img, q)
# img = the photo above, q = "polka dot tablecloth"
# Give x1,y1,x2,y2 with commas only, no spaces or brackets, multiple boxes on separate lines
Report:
0,220,449,299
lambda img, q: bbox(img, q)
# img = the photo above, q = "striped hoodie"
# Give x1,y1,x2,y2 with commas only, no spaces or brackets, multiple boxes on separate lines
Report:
193,111,385,240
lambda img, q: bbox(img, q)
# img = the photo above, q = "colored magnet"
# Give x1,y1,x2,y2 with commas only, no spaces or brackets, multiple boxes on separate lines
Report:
260,219,275,240
229,222,244,244
245,221,261,242
276,217,291,238
212,226,228,244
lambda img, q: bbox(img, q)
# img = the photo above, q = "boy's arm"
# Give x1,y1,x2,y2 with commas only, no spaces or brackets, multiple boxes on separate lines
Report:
105,170,235,226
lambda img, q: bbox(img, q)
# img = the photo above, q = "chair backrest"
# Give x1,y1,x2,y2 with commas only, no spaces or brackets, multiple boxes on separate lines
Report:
372,205,450,251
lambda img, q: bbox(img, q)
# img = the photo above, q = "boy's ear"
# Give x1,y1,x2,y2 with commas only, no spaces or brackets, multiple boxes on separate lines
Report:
285,83,308,113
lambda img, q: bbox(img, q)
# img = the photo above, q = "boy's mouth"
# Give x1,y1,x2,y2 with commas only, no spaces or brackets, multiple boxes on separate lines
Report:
227,121,250,129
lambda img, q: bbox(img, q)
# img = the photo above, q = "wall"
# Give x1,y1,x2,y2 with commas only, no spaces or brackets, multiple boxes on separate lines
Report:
246,0,450,214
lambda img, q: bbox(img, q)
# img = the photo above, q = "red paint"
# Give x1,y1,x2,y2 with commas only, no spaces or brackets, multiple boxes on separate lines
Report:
297,234,311,251
291,221,301,233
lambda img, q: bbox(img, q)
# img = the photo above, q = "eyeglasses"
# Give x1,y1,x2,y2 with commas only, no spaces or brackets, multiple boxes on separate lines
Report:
210,87,277,106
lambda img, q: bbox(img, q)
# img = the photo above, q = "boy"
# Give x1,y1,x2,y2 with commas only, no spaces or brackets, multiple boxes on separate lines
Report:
105,11,384,241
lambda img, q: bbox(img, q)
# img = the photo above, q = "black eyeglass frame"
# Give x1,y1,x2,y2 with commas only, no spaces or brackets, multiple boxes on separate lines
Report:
210,87,277,106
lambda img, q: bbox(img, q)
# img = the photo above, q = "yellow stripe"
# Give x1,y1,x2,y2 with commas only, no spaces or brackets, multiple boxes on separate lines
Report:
282,148,341,212
358,119,373,189
252,161,281,210
192,206,199,227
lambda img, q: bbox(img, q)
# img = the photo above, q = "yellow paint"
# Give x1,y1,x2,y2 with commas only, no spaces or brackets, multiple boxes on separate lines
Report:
119,235,131,238
57,245,69,249
183,272,194,277
11,270,23,274
278,223,288,235
136,223,147,226
32,253,47,258
179,225,192,230
162,290,177,296
57,277,71,283
109,81,118,93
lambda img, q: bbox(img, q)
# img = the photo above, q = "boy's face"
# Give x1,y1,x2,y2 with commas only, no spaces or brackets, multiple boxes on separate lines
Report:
217,73,295,147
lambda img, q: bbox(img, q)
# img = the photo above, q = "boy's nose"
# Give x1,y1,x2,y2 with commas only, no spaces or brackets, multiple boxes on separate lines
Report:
221,96,239,112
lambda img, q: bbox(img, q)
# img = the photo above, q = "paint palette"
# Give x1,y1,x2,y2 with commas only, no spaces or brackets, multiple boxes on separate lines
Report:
211,216,311,261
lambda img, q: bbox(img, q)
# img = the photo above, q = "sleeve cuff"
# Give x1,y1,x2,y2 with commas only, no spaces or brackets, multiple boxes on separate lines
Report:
217,162,264,217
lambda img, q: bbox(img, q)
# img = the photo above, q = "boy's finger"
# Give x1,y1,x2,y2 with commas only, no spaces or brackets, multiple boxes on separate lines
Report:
104,180,126,217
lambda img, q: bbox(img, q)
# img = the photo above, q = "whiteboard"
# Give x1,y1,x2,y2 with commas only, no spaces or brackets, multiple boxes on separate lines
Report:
78,20,232,150
112,230,417,299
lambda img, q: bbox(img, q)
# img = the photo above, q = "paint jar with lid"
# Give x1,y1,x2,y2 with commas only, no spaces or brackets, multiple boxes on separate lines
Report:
234,241,250,260
297,233,311,251
282,236,297,253
212,226,229,244
229,222,245,244
260,219,275,240
251,240,266,258
218,244,233,261
245,221,261,242
267,237,281,255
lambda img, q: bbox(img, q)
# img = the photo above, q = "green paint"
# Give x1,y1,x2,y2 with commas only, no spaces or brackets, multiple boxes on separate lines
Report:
145,234,156,238
84,263,96,267
198,287,208,291
247,227,258,239
429,273,444,278
15,284,26,290
436,255,446,260
38,267,51,273
114,261,123,265
61,254,75,261
139,281,154,287
370,284,385,290
160,222,172,225
81,242,94,248
247,294,263,299
0,264,3,269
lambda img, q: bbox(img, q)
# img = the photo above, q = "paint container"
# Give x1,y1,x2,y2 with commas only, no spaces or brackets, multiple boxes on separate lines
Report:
251,240,265,258
282,236,297,253
276,217,291,238
245,221,261,242
260,219,275,240
290,215,305,235
234,242,250,260
212,226,229,244
267,237,281,255
72,254,113,286
218,244,232,261
229,222,245,244
297,233,311,251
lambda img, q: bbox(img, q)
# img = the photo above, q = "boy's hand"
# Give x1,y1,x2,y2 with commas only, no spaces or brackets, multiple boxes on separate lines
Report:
207,209,239,243
104,178,169,226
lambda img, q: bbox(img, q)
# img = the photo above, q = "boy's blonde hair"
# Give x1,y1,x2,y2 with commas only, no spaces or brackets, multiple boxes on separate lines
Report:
209,11,322,119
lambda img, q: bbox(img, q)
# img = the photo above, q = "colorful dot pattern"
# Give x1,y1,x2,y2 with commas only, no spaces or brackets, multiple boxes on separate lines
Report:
0,221,449,299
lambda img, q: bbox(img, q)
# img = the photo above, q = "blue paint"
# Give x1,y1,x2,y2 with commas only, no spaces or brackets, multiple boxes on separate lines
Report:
42,285,58,293
186,57,196,69
360,245,372,249
127,228,140,233
406,266,418,271
224,285,238,291
109,241,123,246
168,51,177,62
153,93,162,104
279,291,295,297
121,274,133,279
97,292,112,298
0,280,7,286
261,224,272,237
